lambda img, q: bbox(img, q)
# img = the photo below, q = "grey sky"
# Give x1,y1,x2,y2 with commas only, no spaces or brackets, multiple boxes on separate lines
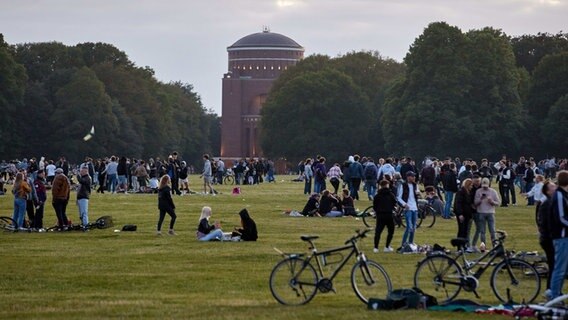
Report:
1,0,566,115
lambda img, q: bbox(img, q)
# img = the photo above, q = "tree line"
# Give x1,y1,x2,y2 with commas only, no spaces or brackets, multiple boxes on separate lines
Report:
0,35,220,164
261,22,568,163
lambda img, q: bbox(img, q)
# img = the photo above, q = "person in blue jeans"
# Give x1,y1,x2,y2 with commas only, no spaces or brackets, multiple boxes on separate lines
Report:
442,163,459,219
547,170,568,300
397,171,419,247
197,206,224,241
12,172,31,229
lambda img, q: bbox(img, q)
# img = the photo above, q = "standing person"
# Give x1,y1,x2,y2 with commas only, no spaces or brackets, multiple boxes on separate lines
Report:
201,154,216,195
455,178,474,247
363,158,378,201
373,180,397,253
178,161,190,195
216,159,225,185
537,181,557,293
117,157,128,193
32,170,47,230
524,161,536,206
52,168,70,229
348,155,364,201
397,172,420,248
473,178,500,251
469,174,483,253
266,159,275,183
76,165,91,229
547,170,568,300
156,175,177,235
24,170,38,226
327,163,342,195
106,156,118,193
45,160,56,185
135,161,149,193
478,159,493,184
97,159,107,194
378,158,396,181
313,157,327,194
170,152,182,195
11,172,31,229
442,163,459,219
196,206,224,241
303,159,313,195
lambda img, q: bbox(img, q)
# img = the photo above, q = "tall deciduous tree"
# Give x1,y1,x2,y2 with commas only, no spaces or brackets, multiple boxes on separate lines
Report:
527,52,568,120
261,68,371,161
511,32,568,73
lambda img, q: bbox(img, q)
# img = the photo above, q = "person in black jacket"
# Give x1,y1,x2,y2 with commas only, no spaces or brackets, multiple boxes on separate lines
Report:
537,181,557,292
157,175,177,235
76,165,92,229
301,194,320,216
454,178,474,247
547,170,568,300
443,164,459,219
373,180,397,253
233,209,257,241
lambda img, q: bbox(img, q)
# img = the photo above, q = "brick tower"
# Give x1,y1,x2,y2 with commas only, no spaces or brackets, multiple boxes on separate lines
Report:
220,29,304,158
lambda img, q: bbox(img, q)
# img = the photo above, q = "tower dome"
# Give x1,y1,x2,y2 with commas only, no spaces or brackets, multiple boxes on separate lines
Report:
228,31,303,50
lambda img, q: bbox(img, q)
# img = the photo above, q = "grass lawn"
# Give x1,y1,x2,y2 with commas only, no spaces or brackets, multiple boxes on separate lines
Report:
0,175,543,319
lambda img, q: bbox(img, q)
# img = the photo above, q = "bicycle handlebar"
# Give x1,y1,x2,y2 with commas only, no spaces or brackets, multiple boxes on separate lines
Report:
344,229,373,245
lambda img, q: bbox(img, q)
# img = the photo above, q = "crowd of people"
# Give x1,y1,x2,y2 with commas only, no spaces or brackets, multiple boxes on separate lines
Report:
294,153,568,301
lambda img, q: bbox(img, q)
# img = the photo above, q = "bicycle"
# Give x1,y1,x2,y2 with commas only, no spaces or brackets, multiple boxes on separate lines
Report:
45,215,114,232
413,230,541,304
361,199,436,229
223,168,235,185
0,216,17,232
269,229,392,305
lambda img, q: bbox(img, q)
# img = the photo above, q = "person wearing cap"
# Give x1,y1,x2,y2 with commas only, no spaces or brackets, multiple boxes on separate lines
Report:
397,171,420,248
76,165,92,229
52,167,71,228
473,178,500,250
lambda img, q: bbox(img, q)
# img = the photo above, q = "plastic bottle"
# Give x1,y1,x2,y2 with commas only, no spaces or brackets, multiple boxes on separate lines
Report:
479,242,486,253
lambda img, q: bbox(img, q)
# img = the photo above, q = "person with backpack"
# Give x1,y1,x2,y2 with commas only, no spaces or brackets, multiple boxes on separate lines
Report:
348,155,364,201
313,157,327,194
373,180,397,253
364,158,378,201
397,171,420,249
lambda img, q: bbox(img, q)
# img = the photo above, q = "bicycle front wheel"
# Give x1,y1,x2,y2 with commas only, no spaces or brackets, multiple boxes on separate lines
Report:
224,175,235,185
269,257,318,306
351,260,392,304
419,206,436,228
414,255,463,304
361,206,376,228
490,258,541,303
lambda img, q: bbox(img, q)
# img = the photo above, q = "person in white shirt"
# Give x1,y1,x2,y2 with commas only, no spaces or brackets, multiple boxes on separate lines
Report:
397,171,419,247
45,161,56,185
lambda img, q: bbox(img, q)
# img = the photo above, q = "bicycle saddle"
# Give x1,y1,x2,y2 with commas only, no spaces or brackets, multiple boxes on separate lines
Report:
301,235,319,242
450,238,468,248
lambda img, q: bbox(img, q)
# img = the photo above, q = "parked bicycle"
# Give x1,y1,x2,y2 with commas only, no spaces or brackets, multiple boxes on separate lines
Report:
46,215,114,232
269,229,392,305
413,230,541,304
361,199,436,229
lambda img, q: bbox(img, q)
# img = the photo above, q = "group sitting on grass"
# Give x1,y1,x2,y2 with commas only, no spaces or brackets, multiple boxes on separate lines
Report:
196,206,257,242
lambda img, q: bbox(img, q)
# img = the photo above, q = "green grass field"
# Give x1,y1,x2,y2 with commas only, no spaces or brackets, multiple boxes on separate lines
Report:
0,176,542,319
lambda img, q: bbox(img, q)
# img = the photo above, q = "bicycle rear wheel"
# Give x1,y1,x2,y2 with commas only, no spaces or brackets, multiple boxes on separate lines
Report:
419,206,436,228
361,206,376,228
490,258,541,303
351,260,392,304
414,255,462,304
269,257,318,305
0,216,16,231
224,175,235,185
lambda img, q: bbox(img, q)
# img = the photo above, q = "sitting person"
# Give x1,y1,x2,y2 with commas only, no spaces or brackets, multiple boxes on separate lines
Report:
149,177,159,193
196,206,224,241
301,193,320,216
424,186,444,215
340,189,356,216
232,208,258,241
319,190,343,217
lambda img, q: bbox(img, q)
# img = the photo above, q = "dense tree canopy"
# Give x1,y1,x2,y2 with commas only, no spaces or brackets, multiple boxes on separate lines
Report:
0,36,219,163
511,32,568,73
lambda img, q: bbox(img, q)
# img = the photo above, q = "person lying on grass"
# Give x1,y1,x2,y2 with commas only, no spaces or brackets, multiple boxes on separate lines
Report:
196,206,223,241
231,208,257,241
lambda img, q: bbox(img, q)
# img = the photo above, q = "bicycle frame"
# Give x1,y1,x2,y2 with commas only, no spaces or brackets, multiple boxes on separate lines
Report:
455,240,508,279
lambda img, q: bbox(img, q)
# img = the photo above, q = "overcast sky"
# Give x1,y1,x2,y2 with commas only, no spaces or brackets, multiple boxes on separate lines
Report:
1,0,566,115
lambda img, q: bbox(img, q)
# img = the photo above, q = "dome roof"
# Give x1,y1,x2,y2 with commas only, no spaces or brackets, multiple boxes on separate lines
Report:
229,31,303,50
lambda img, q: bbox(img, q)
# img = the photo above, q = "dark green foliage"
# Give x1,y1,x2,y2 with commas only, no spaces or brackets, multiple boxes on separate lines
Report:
261,68,371,161
526,52,568,120
511,32,568,73
0,36,218,163
542,94,568,152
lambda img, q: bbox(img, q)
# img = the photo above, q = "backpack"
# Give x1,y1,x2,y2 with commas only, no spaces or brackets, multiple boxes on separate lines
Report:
364,164,377,180
368,288,437,310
